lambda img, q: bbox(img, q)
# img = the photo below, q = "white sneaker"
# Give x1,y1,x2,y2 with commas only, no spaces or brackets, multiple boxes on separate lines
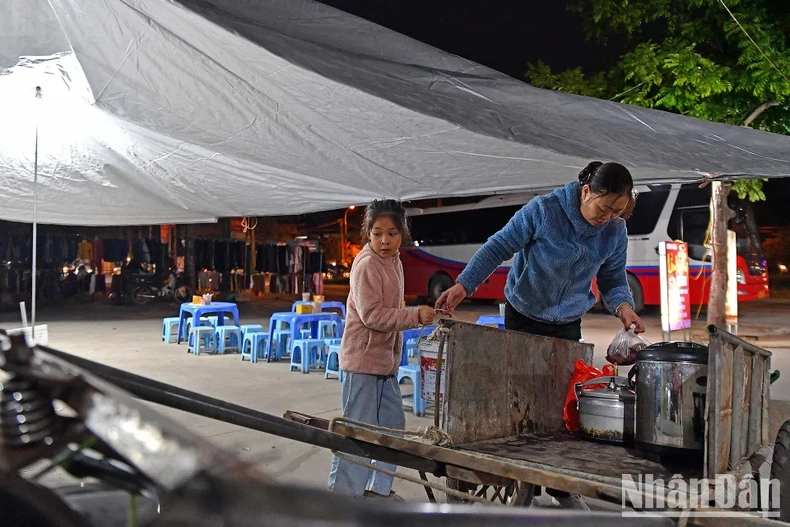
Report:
553,494,590,510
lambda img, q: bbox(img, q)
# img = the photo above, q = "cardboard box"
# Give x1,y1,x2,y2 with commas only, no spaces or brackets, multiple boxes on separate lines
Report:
296,304,313,314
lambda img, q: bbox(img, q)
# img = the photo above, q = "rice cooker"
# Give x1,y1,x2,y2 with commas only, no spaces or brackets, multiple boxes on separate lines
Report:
628,341,709,458
575,376,636,444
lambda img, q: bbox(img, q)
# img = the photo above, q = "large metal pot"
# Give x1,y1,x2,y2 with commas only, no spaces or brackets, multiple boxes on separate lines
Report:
628,341,708,458
575,376,636,444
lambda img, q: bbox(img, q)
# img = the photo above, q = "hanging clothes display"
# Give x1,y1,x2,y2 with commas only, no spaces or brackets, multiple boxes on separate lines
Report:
103,239,128,262
77,240,93,261
92,237,104,269
312,273,324,295
197,270,210,291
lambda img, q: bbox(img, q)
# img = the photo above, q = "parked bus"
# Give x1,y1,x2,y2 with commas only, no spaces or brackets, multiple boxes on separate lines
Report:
401,183,769,312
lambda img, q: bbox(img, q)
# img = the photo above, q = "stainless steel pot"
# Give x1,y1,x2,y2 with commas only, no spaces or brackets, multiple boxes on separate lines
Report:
575,376,636,444
628,342,708,458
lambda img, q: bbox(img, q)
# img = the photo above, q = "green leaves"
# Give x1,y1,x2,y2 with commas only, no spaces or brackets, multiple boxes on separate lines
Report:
526,0,790,202
732,179,768,201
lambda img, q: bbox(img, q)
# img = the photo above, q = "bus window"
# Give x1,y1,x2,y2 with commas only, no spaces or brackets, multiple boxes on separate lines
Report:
626,185,671,235
409,204,522,246
679,208,710,261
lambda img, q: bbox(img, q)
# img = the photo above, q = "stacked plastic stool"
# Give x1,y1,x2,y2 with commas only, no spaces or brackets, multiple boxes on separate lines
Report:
317,320,339,339
240,324,264,342
397,364,425,416
269,330,291,361
186,316,214,338
324,344,343,381
162,317,180,343
188,327,215,356
215,326,242,354
290,339,324,373
241,332,270,363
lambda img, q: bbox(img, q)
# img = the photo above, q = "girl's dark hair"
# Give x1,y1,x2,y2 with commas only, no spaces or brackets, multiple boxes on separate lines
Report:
361,199,411,242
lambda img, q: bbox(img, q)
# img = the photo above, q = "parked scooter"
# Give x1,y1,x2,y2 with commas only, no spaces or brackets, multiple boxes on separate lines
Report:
130,271,192,305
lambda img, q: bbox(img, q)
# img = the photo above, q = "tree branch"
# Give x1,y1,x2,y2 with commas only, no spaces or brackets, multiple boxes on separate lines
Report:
743,100,779,127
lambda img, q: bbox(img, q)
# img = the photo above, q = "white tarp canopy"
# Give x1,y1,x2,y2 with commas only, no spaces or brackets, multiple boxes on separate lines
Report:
2,0,790,226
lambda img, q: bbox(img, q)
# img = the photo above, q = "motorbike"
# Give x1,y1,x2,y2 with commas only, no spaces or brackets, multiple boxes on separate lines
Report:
129,271,192,305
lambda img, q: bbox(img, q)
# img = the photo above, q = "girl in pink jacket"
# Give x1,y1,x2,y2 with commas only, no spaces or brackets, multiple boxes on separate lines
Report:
327,199,435,500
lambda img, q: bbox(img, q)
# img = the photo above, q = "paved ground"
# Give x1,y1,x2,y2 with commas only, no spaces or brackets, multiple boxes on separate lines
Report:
3,291,790,505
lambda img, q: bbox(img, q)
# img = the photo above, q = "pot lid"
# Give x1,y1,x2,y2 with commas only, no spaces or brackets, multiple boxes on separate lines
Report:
580,377,635,401
636,341,709,365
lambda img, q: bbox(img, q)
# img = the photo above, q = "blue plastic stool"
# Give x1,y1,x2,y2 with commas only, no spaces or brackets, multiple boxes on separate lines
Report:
290,339,324,374
400,347,410,367
475,315,505,328
215,326,241,354
162,317,180,343
325,345,343,381
318,320,339,339
270,329,291,361
241,333,270,363
240,324,265,342
204,316,219,328
186,317,214,337
188,327,215,356
404,336,419,358
397,364,425,417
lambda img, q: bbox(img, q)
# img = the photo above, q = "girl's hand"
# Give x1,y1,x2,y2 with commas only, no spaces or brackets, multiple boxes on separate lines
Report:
418,306,437,325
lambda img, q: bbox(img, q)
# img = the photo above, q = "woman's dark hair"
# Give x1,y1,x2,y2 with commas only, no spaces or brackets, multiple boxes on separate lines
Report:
578,161,634,196
361,199,411,242
578,161,638,217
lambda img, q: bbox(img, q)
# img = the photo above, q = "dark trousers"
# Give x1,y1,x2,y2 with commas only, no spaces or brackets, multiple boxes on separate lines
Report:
504,302,582,499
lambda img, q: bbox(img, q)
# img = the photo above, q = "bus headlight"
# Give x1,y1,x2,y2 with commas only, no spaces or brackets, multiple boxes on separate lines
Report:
736,269,746,285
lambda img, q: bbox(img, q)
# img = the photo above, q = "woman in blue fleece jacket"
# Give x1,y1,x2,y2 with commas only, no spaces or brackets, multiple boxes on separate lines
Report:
436,161,645,336
435,161,645,510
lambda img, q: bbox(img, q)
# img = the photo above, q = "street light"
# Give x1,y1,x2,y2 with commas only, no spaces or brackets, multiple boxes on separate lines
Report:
341,205,356,266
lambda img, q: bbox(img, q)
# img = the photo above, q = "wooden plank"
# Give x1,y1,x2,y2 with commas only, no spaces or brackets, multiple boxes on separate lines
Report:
459,434,700,482
708,333,734,476
444,466,514,487
330,421,626,500
748,355,764,455
704,336,717,480
763,354,772,445
441,321,593,444
730,344,748,468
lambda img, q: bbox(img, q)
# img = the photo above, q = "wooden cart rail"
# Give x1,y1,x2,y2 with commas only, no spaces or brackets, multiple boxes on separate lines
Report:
285,411,786,526
706,325,772,478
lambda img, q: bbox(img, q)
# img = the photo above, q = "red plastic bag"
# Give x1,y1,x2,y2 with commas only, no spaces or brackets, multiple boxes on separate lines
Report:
563,359,616,433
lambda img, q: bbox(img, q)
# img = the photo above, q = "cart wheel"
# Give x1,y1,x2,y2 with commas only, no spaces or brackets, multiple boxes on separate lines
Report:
770,420,790,521
445,478,534,506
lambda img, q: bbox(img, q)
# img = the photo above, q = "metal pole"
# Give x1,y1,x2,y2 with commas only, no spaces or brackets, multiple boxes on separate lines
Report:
343,208,351,266
31,86,42,340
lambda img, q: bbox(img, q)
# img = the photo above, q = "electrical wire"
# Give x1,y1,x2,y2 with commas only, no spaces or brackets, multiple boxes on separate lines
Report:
240,217,258,233
717,0,790,86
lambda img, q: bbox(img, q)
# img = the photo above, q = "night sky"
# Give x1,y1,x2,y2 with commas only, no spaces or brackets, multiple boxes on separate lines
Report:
316,0,625,78
316,0,789,227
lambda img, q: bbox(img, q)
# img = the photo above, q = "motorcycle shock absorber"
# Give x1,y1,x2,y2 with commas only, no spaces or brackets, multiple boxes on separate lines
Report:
0,375,60,447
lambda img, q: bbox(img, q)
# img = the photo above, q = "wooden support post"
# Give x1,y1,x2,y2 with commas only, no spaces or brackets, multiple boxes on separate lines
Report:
708,181,734,329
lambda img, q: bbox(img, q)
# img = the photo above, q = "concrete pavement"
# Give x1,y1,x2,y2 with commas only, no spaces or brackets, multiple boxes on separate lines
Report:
2,294,789,503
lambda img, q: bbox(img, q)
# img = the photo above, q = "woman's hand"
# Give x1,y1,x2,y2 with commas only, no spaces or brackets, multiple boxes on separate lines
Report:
434,283,468,313
418,306,437,325
618,305,645,334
